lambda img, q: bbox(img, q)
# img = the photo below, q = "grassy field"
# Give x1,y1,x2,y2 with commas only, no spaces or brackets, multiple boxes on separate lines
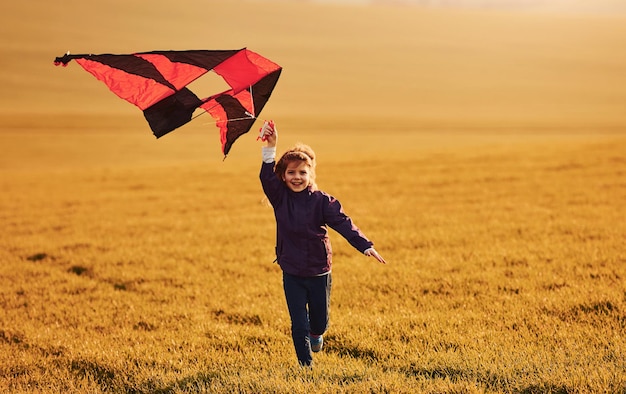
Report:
1,120,625,393
2,0,626,392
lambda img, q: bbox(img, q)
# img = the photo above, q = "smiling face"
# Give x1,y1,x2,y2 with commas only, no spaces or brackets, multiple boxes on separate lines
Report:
275,145,317,191
282,160,311,193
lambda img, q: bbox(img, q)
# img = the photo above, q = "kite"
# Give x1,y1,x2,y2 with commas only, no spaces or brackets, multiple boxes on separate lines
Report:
54,48,282,157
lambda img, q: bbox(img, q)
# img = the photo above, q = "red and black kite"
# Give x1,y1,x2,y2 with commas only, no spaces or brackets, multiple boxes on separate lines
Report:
54,48,282,156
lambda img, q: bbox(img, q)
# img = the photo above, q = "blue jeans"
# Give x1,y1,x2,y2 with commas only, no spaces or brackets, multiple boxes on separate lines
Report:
282,272,332,366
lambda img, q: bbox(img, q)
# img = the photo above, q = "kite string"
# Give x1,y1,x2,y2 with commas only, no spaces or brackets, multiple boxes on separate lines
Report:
191,111,207,122
250,84,256,119
191,103,255,125
198,85,258,125
200,116,257,126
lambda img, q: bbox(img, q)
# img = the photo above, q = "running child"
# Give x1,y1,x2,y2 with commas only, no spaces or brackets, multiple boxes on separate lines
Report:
259,121,386,367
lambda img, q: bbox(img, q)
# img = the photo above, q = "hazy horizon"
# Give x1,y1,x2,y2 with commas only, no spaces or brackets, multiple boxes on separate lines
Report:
272,0,626,15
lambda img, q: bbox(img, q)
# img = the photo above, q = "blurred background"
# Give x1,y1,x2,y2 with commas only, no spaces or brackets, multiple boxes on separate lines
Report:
2,0,625,123
0,0,625,168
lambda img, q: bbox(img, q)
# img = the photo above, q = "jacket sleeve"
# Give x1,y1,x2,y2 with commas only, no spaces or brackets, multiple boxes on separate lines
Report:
323,194,373,253
260,160,283,207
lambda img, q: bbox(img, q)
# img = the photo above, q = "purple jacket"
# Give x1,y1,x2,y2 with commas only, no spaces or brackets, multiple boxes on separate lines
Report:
260,161,373,277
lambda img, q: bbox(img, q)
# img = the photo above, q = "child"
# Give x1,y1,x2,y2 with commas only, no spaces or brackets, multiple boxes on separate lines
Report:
259,122,386,367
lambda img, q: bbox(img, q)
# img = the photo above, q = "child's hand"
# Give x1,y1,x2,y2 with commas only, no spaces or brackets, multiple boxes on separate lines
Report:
264,121,277,148
365,248,386,264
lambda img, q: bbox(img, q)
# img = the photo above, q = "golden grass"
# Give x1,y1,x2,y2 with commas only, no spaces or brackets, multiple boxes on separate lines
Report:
1,0,626,392
1,119,625,392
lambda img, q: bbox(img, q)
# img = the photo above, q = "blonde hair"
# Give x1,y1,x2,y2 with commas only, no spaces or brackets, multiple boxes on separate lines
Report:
274,143,317,190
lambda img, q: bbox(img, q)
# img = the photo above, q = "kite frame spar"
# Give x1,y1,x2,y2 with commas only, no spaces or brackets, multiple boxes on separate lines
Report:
54,48,282,157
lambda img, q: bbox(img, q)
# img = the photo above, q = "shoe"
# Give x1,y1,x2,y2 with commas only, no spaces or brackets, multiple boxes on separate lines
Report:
310,334,323,352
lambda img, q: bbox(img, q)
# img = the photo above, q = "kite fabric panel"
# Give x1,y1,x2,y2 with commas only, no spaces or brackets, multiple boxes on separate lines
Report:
54,48,282,156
